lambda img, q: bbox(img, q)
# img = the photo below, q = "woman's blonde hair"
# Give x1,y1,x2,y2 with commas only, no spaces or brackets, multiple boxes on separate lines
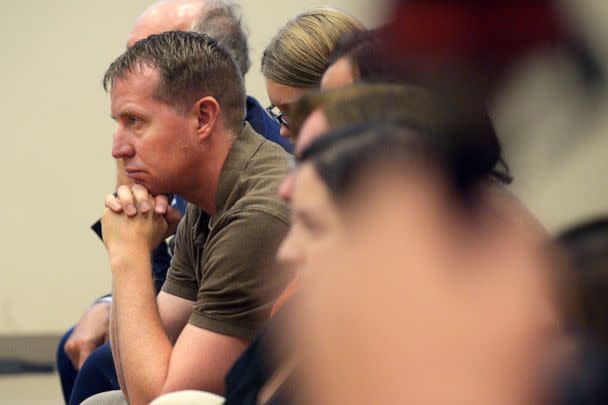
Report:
261,8,364,88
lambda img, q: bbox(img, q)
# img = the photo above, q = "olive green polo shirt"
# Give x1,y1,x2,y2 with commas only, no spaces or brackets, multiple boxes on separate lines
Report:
162,124,293,340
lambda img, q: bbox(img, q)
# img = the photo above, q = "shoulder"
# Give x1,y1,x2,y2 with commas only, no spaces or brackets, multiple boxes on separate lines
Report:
230,128,291,223
242,126,290,181
214,205,290,244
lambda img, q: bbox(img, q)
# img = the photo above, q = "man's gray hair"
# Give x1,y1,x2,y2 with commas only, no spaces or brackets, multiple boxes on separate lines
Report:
103,31,246,131
191,0,250,76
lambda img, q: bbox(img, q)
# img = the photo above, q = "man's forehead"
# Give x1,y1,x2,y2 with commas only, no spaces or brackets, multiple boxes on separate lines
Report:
111,65,160,94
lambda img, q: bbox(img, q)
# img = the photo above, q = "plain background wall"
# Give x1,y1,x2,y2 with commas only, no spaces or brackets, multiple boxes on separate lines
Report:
0,0,606,335
0,0,390,335
496,0,608,231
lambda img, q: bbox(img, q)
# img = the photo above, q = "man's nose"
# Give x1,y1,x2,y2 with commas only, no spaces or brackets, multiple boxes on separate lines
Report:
112,130,135,159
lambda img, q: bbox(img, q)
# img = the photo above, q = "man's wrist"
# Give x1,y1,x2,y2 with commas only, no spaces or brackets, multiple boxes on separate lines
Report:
108,245,151,272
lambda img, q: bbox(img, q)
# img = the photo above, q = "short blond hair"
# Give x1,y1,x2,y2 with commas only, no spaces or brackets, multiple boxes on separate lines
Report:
289,84,438,135
290,83,513,185
261,8,364,88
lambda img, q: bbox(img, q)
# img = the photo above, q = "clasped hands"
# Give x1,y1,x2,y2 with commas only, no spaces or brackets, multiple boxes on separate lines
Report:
101,184,182,255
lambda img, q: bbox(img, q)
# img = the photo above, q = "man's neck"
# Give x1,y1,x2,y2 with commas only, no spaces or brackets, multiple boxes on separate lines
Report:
178,131,235,215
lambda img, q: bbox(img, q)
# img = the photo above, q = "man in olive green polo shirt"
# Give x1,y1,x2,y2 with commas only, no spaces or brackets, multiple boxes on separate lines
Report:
97,31,292,405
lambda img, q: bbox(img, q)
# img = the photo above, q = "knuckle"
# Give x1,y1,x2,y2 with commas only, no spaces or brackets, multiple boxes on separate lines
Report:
117,187,133,201
132,186,149,201
105,196,116,207
116,185,129,194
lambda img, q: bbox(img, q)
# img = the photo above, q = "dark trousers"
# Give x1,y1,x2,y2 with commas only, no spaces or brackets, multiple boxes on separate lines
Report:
56,328,119,404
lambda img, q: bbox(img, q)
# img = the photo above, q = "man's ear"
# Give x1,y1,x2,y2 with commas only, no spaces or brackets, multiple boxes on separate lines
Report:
194,96,220,143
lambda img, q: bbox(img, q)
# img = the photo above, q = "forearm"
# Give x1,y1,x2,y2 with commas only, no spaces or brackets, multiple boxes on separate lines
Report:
110,248,174,405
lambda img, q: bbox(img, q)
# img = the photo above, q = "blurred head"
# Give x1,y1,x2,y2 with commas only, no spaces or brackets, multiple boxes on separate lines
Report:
275,159,343,270
277,125,427,272
279,83,511,213
277,84,435,201
291,83,439,135
297,163,562,405
321,29,390,90
104,31,245,195
262,8,364,139
284,124,562,405
292,83,512,184
127,0,250,76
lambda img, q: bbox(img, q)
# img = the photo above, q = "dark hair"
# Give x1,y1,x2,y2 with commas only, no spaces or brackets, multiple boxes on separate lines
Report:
103,31,246,131
299,124,423,203
299,122,499,204
325,27,513,184
427,92,513,186
193,1,251,75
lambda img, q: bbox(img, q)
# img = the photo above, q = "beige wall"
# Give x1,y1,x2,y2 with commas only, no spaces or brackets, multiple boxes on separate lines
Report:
0,0,606,335
0,1,389,335
495,0,608,233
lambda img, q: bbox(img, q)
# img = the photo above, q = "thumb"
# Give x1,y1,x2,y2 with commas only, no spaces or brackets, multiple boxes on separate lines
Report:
164,207,182,237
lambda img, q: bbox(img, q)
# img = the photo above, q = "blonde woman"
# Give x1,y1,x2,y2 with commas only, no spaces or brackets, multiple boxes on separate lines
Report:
262,8,364,140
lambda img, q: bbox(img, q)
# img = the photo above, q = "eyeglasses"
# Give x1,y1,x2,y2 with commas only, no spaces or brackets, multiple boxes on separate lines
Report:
266,104,289,128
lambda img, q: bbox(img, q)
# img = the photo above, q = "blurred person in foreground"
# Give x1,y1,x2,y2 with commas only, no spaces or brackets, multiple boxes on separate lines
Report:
286,125,566,405
234,83,548,404
83,31,291,405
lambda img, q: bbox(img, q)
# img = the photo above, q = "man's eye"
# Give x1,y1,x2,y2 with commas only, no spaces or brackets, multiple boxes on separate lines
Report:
126,116,140,125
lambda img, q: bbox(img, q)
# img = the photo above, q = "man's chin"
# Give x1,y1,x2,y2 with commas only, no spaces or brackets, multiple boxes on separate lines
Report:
133,180,171,197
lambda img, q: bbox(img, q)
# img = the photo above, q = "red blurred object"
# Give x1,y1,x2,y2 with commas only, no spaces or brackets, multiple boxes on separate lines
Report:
386,0,566,70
